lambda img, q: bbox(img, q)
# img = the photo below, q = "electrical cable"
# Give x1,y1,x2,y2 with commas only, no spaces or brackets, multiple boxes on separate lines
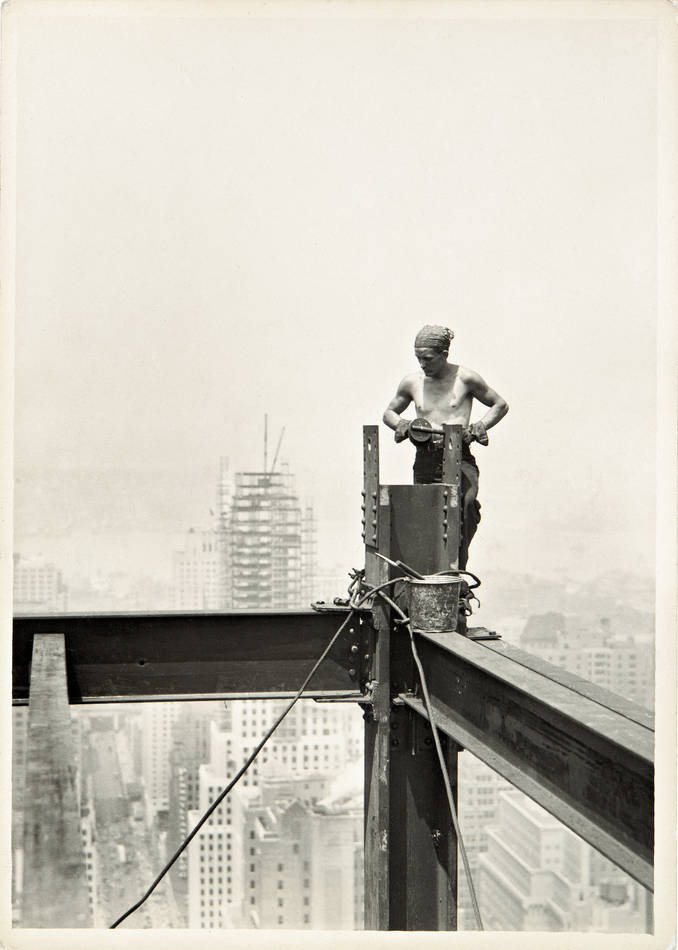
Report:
110,576,405,929
377,589,485,931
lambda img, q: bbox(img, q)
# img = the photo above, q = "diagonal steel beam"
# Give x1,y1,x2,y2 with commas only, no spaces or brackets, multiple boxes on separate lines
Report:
13,610,369,704
400,632,654,891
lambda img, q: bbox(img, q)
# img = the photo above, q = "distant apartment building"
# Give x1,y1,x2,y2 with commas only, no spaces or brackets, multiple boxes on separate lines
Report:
186,768,251,929
478,790,586,930
183,699,363,929
172,457,233,610
479,790,649,933
521,615,654,709
13,553,68,612
242,771,363,930
168,702,229,921
457,752,512,928
142,703,183,817
172,527,224,610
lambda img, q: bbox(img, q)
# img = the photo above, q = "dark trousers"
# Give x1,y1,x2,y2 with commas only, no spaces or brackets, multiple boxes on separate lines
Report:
413,443,481,570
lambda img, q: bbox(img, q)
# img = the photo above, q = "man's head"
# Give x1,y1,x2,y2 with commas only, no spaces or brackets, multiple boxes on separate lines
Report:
414,325,454,377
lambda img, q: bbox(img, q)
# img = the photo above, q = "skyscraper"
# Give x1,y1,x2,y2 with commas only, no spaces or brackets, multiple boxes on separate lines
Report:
229,468,313,610
142,703,183,817
171,456,316,611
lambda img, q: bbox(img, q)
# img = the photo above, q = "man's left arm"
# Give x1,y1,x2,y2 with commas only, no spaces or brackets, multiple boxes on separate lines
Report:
464,372,509,444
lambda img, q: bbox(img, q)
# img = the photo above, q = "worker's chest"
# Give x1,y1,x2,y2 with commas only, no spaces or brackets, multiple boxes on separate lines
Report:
412,376,468,415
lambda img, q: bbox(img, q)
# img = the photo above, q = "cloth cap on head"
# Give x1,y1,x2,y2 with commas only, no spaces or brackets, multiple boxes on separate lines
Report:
414,325,454,352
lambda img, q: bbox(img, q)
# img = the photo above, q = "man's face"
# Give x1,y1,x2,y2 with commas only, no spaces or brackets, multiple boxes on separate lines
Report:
415,346,447,377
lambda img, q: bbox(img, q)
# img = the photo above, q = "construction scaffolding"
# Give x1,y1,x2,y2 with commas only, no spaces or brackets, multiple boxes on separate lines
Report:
230,471,305,610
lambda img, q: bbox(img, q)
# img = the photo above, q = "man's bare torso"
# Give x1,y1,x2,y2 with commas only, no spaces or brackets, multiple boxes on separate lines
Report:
404,364,473,428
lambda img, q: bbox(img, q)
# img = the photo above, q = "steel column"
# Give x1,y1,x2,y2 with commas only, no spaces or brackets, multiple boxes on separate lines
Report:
362,425,462,930
363,426,392,930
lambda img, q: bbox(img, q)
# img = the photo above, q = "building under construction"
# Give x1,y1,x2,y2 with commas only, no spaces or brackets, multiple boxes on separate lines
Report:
230,467,314,611
173,447,316,612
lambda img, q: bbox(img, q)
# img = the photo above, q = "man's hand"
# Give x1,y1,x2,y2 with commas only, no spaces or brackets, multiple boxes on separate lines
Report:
394,420,411,443
463,421,489,446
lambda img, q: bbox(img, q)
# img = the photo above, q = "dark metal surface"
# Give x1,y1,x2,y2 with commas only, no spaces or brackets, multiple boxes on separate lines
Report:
13,611,366,704
402,631,654,891
363,490,392,930
388,704,458,929
363,425,380,549
388,484,457,576
441,423,462,498
481,638,654,729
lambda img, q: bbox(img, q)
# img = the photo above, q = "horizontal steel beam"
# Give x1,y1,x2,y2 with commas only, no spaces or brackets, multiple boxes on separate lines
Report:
13,610,367,704
401,633,654,891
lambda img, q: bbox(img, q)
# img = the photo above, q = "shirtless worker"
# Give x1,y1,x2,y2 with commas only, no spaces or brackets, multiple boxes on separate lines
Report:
383,325,508,569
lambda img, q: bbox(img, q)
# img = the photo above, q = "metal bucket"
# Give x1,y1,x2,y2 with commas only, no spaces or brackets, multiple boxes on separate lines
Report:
407,575,461,633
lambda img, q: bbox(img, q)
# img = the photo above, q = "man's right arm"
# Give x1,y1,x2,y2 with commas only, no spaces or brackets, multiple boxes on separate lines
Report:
383,378,414,443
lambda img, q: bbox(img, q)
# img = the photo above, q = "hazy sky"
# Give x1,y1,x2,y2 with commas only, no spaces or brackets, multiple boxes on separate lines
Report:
7,2,665,582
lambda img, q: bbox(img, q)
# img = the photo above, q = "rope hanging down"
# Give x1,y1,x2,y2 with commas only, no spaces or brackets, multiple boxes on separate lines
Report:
109,576,404,929
378,587,485,931
344,565,484,929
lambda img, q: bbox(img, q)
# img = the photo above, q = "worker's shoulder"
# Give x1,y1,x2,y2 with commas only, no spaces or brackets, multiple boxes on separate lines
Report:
457,364,484,386
397,371,421,392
